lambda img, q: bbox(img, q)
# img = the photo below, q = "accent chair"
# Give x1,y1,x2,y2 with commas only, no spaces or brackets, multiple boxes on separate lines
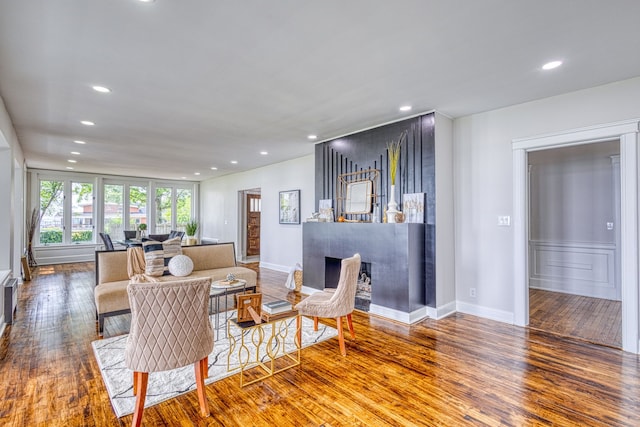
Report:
295,253,361,356
124,277,214,427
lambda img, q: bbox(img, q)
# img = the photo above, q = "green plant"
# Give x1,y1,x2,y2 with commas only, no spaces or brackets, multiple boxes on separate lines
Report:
185,220,198,236
387,130,407,185
137,223,147,231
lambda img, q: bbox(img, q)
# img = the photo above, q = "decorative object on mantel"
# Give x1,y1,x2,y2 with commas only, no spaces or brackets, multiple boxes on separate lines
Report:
319,199,334,222
336,169,380,222
386,130,407,223
403,193,426,223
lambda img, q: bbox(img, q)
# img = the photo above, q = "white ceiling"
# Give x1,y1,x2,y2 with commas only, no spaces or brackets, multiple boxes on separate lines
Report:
1,0,640,181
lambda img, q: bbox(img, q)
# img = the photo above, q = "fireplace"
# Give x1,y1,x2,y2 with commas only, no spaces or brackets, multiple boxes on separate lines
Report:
325,256,371,312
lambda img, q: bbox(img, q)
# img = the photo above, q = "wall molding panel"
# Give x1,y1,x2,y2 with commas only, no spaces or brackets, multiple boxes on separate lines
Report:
529,240,617,300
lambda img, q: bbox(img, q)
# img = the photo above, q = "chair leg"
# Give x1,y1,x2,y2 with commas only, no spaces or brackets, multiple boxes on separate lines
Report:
346,313,355,339
132,371,148,427
194,357,210,417
336,316,346,356
296,315,302,347
313,316,319,331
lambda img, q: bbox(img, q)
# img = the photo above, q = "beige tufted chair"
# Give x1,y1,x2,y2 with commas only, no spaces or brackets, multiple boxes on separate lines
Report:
124,277,214,427
295,253,361,356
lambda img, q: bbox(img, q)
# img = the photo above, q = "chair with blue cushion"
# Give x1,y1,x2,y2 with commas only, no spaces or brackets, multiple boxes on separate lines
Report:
99,232,115,251
123,230,138,240
168,230,185,240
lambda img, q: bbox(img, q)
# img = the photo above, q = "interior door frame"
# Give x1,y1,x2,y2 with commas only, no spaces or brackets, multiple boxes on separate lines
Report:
512,119,639,354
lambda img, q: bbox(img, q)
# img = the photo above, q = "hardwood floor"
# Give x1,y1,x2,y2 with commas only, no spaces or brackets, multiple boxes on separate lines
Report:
529,288,622,348
1,263,639,426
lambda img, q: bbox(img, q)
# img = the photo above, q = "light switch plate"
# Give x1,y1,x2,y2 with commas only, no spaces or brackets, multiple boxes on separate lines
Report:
498,215,511,226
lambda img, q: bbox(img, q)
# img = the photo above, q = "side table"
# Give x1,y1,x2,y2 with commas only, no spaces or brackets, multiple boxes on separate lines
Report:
227,311,301,387
210,279,256,334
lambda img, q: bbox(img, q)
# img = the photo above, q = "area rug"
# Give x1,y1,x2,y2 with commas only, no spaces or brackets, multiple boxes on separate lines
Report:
92,313,337,418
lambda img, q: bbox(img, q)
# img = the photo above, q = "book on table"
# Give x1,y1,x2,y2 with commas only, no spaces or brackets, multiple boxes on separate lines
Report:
262,299,293,314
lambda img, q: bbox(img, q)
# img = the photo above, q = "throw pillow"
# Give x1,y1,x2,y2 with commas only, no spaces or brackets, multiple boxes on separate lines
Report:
168,254,194,277
142,240,165,277
142,237,183,276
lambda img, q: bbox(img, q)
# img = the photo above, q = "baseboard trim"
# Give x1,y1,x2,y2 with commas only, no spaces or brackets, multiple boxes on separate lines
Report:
456,301,514,324
369,304,428,324
258,261,289,273
426,301,457,320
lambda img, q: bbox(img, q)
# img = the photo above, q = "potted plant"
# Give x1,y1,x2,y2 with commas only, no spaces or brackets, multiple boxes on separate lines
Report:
137,223,147,239
185,220,198,245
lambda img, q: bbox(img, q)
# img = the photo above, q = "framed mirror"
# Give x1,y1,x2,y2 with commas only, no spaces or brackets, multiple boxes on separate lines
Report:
345,180,372,214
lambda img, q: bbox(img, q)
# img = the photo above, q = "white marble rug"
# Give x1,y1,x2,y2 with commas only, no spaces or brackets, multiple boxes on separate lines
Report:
92,314,337,418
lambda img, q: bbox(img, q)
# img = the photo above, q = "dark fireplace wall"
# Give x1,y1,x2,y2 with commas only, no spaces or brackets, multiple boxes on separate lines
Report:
314,113,436,307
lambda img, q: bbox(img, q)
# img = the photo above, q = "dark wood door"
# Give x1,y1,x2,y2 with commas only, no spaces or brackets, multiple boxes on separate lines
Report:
246,193,261,256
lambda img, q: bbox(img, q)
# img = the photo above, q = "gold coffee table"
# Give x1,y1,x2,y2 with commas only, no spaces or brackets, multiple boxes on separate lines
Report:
227,310,301,387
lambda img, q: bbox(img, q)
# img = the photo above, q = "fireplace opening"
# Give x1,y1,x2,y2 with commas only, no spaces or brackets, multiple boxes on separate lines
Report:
325,256,371,312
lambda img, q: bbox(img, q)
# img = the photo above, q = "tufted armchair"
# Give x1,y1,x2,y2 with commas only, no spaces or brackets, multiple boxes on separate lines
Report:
124,277,214,426
295,253,361,356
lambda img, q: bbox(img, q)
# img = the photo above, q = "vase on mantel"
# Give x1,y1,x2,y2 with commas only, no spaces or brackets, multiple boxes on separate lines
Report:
387,184,399,223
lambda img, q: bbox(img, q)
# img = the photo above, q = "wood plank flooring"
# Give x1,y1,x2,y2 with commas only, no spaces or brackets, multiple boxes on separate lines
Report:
0,262,639,426
529,288,622,348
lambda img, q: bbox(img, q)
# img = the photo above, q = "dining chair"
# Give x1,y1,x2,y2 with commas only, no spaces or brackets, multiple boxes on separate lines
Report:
99,232,115,251
124,277,214,427
148,233,170,242
168,230,185,240
295,253,361,356
123,230,138,240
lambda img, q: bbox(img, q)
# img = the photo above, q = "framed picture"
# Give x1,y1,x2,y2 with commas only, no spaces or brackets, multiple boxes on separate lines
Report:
402,193,426,223
279,189,300,224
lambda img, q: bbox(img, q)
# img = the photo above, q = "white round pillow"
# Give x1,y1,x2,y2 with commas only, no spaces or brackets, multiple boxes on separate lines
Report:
168,254,194,277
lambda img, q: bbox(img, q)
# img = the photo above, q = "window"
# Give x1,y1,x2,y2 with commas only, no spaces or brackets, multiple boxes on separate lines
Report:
39,180,64,244
129,185,147,231
38,179,94,245
71,182,93,243
103,184,124,238
154,185,193,233
32,171,196,248
155,187,172,234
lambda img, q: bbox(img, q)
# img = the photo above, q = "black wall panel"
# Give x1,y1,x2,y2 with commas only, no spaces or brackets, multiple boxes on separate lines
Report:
313,112,437,307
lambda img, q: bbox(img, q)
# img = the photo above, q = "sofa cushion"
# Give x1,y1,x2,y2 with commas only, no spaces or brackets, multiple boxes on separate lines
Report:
143,237,183,276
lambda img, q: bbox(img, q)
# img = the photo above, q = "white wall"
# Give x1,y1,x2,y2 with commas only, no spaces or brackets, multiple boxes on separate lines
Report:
0,94,26,335
454,75,640,321
200,155,315,272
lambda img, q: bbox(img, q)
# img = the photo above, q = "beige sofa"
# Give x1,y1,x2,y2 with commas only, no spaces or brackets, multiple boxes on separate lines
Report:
94,242,257,336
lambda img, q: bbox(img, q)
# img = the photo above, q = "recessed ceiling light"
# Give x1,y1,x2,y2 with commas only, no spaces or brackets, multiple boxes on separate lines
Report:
230,160,238,164
210,166,218,170
66,167,74,170
74,140,86,144
80,120,95,126
181,176,186,179
194,172,201,176
542,60,563,70
70,151,80,155
260,151,268,155
307,135,317,140
92,85,111,93
399,105,412,112
68,159,77,163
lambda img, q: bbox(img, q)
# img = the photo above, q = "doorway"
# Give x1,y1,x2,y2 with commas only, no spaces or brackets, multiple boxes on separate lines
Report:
513,119,639,354
239,189,261,262
527,141,621,347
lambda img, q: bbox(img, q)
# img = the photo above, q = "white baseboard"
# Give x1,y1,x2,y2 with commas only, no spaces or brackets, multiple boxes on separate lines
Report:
456,301,514,324
426,300,457,320
258,261,289,273
369,304,428,324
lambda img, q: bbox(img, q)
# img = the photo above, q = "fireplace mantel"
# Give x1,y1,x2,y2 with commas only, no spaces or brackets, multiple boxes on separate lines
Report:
302,222,426,323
